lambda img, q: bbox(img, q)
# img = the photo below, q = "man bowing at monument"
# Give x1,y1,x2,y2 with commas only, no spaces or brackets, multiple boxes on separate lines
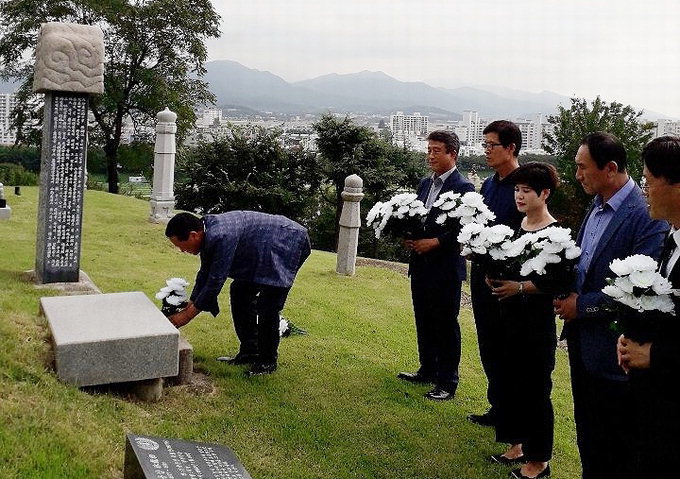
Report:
165,211,311,376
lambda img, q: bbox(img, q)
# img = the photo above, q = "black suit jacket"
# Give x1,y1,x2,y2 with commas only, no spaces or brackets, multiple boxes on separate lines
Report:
408,168,475,282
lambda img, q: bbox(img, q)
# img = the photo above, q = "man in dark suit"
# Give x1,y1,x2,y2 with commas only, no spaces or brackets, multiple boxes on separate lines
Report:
165,211,311,376
617,135,679,479
398,130,475,401
553,132,667,479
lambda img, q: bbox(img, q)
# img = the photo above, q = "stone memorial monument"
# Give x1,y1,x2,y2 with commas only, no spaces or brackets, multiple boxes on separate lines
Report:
0,183,10,220
149,108,177,224
33,22,104,283
41,292,179,387
124,434,252,479
336,174,364,276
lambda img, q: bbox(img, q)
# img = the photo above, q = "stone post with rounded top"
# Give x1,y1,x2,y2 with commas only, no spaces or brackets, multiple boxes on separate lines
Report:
149,108,177,224
336,174,364,275
33,22,104,283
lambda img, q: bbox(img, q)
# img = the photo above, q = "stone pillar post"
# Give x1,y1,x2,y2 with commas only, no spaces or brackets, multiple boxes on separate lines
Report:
336,174,364,276
149,108,177,224
33,23,104,284
0,182,10,220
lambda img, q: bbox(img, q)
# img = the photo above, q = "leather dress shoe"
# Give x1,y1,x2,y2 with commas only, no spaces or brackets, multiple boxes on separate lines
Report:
468,411,497,427
489,454,526,465
247,362,277,376
216,353,259,365
424,387,455,401
397,371,434,383
510,465,550,478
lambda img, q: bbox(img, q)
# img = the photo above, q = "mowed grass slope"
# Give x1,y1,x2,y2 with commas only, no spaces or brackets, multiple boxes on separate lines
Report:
0,187,579,478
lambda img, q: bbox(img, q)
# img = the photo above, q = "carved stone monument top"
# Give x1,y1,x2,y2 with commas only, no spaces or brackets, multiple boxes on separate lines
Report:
157,107,177,124
33,22,104,94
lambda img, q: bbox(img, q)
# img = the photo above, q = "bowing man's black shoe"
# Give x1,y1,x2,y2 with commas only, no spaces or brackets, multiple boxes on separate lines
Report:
397,371,434,384
468,411,497,427
488,454,526,465
216,353,259,365
247,362,277,376
424,387,455,401
510,465,550,479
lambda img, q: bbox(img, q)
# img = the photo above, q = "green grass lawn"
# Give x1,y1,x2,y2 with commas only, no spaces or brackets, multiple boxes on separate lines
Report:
0,187,580,478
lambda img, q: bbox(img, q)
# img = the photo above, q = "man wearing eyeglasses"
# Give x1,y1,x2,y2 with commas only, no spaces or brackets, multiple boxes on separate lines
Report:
553,132,666,479
468,120,523,428
616,135,680,479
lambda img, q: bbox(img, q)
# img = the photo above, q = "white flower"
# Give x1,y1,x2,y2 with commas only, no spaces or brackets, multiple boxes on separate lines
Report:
628,270,658,289
166,294,187,306
602,285,625,299
460,192,486,208
457,223,485,243
565,246,582,260
366,201,383,226
166,277,188,289
279,317,290,336
486,224,514,244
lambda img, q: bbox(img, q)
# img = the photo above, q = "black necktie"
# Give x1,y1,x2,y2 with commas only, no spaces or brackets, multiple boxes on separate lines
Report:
659,234,677,277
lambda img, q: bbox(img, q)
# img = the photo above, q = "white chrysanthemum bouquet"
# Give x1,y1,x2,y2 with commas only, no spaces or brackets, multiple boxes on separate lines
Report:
366,192,428,239
459,223,515,260
509,226,581,276
431,191,496,228
602,254,680,339
603,254,679,315
155,277,189,317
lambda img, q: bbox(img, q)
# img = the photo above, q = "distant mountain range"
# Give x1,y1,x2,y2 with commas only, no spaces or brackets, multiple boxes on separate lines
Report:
2,59,671,119
203,60,569,119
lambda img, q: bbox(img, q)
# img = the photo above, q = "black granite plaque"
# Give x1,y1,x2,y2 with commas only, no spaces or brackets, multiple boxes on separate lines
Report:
35,92,89,283
124,434,253,479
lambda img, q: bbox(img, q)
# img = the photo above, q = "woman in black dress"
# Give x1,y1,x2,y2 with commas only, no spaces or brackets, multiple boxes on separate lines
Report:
486,162,573,479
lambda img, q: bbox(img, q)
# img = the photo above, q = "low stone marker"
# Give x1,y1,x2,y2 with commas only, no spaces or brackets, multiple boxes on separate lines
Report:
0,182,10,220
124,434,252,479
41,291,179,387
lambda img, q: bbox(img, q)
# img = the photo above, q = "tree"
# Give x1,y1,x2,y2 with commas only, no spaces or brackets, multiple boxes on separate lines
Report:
543,96,655,230
0,0,220,193
313,113,427,249
174,125,322,225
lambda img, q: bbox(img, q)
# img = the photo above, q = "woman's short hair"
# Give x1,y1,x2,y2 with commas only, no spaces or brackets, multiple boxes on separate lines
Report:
507,162,560,199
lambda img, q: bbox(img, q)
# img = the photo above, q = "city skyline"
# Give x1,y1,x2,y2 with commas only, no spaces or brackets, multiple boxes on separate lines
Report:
207,0,680,118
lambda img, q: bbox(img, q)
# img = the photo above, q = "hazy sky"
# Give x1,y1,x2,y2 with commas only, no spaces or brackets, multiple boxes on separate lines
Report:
207,0,680,117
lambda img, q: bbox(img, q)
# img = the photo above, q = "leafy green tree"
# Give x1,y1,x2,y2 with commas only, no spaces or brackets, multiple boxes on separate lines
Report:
0,0,220,193
313,113,427,249
543,96,655,230
0,145,40,172
174,126,322,225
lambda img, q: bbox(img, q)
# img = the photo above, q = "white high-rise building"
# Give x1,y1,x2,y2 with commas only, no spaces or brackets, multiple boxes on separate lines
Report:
516,114,551,152
0,93,18,145
461,110,485,147
390,112,428,138
655,119,680,138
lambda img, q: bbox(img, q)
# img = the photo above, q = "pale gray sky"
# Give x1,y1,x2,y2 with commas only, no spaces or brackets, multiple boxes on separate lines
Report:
207,0,680,117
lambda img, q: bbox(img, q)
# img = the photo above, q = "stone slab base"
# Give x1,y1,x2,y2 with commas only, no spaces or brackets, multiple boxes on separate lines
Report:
166,336,193,386
0,206,10,220
41,291,179,387
23,269,102,295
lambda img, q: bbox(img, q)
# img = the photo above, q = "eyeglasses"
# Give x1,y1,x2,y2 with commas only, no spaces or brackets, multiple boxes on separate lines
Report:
481,142,503,150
